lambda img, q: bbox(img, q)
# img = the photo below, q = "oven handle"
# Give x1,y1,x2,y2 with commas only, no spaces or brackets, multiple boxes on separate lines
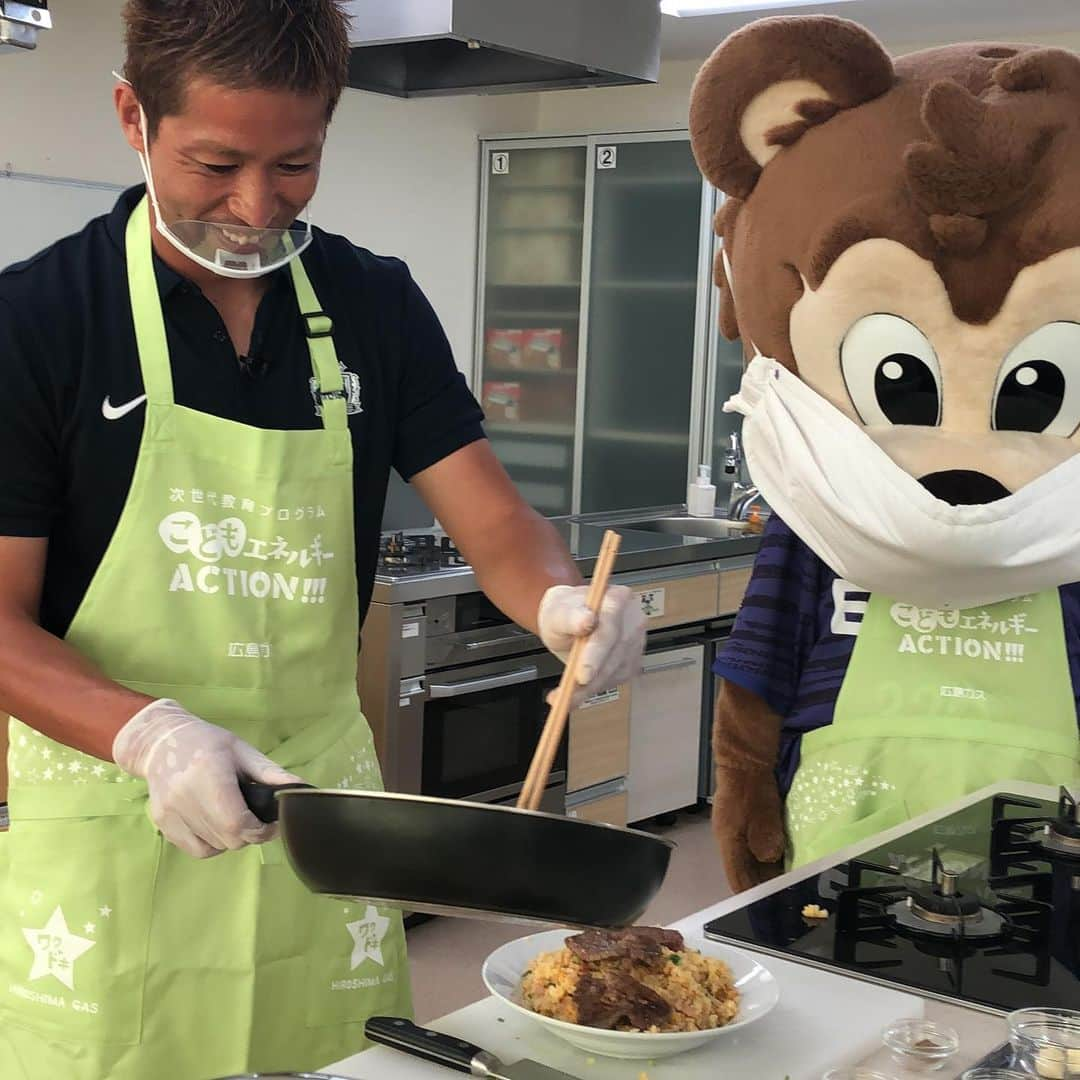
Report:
464,628,535,650
427,665,540,699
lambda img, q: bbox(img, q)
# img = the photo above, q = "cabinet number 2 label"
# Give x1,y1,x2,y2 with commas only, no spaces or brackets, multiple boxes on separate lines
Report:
597,146,617,170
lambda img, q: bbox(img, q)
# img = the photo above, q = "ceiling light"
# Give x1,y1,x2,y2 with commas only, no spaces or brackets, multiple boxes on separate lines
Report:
662,0,856,16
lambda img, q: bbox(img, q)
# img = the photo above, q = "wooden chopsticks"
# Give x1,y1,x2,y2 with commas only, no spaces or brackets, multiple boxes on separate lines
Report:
517,529,622,812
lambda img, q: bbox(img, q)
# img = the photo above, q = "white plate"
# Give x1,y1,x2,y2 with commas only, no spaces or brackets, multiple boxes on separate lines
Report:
481,928,780,1060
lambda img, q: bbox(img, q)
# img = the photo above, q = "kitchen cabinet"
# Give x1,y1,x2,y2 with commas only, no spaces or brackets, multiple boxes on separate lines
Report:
567,684,630,793
621,564,722,631
627,642,705,823
476,133,722,516
566,786,628,828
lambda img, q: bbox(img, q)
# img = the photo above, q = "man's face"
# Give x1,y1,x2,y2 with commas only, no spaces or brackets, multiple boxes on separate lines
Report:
117,75,327,244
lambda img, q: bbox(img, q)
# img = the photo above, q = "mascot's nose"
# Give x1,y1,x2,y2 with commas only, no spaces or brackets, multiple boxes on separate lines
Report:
919,469,1011,505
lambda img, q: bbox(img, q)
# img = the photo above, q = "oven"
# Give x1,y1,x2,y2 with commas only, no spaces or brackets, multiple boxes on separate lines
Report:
381,591,567,814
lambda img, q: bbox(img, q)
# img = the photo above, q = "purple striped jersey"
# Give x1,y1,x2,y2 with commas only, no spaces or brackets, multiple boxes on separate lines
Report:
713,514,1080,796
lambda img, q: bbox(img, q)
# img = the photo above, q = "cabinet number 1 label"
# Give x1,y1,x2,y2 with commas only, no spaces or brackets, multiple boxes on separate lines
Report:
597,146,617,170
491,152,510,175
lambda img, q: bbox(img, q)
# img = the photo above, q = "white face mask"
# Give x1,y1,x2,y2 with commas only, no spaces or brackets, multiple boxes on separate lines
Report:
720,250,1080,610
115,73,313,279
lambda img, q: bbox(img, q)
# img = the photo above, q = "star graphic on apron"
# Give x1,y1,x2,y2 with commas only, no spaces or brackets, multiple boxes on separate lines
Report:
345,906,390,970
22,907,97,991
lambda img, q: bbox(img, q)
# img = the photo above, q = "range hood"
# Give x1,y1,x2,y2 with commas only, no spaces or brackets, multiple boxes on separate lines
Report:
0,0,50,55
342,0,661,98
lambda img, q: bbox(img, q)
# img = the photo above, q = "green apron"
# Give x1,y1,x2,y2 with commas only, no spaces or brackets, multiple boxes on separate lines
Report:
0,197,411,1079
786,589,1080,867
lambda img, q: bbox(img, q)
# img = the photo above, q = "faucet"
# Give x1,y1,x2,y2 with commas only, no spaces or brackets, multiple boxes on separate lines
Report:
723,431,760,521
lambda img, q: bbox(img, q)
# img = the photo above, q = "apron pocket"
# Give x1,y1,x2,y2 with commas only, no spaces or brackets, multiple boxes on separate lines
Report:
0,814,160,1046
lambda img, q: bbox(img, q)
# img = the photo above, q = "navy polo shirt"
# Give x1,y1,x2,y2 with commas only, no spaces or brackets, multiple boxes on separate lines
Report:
0,185,484,636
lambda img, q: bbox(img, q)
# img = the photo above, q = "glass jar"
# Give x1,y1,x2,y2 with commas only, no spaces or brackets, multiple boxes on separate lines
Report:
1008,1007,1080,1079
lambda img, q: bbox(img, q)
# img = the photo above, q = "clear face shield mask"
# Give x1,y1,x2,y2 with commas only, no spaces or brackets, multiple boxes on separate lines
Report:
114,72,313,279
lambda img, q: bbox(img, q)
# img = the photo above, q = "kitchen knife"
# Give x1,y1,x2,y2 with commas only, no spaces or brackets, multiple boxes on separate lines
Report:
364,1017,577,1080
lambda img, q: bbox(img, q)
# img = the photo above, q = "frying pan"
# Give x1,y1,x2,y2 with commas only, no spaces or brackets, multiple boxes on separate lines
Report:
241,529,674,928
242,782,673,928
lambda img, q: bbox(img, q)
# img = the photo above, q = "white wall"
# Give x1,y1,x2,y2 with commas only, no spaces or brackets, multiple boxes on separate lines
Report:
0,0,539,379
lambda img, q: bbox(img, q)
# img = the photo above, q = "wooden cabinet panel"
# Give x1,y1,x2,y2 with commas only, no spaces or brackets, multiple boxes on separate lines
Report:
568,685,630,793
567,791,628,828
718,566,752,615
631,572,719,631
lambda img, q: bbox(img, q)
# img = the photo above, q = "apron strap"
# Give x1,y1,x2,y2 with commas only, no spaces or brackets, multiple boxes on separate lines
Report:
125,195,175,406
125,194,348,432
290,254,348,432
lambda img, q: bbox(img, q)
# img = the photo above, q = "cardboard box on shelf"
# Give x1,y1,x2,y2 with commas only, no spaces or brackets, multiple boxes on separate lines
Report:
520,378,576,421
485,328,524,369
521,329,564,370
482,381,521,422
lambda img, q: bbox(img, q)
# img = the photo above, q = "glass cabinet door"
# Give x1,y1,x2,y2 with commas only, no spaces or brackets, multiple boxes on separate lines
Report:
580,139,704,514
707,197,750,501
478,144,588,518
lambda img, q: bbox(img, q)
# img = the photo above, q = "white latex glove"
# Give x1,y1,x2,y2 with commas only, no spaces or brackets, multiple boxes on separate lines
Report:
112,698,303,860
538,584,646,708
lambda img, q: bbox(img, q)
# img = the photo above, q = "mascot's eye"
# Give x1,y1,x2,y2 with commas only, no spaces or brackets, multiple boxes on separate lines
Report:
840,314,941,426
994,322,1080,437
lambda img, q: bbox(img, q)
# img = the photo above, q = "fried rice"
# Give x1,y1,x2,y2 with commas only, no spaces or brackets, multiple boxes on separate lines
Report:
519,933,740,1034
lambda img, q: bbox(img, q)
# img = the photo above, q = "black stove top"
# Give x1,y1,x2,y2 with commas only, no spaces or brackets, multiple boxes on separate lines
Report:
704,788,1080,1014
376,532,468,576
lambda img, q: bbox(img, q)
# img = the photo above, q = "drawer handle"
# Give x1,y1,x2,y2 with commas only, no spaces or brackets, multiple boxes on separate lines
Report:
641,658,698,675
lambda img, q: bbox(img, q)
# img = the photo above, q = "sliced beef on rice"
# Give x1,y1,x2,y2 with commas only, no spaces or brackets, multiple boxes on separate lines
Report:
573,970,674,1031
566,926,685,966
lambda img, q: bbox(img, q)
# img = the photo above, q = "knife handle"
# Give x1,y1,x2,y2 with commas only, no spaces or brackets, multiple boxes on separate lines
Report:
365,1016,497,1075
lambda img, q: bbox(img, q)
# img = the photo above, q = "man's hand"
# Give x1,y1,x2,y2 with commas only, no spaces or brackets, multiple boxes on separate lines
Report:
538,584,646,708
113,699,303,859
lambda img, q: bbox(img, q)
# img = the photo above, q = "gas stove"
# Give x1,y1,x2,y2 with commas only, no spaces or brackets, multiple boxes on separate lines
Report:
376,532,468,576
704,787,1080,1014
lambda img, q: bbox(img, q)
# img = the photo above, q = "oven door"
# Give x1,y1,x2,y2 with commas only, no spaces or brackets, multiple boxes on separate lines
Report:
421,651,567,803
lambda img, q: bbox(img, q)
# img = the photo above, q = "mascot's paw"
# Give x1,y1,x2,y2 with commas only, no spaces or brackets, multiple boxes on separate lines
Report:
713,766,787,893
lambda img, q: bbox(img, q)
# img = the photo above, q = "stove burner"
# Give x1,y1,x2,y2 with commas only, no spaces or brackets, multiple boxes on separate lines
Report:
887,852,1007,940
377,532,466,575
1042,788,1080,857
889,897,1006,939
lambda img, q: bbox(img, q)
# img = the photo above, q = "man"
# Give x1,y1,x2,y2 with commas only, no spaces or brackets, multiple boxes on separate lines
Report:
0,2,645,1077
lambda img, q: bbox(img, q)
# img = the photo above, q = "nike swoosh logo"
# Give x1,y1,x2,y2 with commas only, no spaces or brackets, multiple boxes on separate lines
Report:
102,394,148,421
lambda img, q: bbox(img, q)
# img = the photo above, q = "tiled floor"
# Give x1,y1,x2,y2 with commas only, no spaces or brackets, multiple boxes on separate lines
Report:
405,806,733,1023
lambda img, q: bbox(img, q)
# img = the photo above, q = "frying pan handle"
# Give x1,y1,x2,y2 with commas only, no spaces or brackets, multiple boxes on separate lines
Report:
364,1016,493,1074
239,779,314,824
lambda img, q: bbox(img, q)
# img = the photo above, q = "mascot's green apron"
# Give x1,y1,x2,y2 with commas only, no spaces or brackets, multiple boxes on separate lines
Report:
787,590,1080,866
0,197,411,1079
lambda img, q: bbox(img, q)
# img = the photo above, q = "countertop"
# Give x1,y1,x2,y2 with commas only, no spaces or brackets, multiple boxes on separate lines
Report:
372,510,762,605
323,782,1054,1079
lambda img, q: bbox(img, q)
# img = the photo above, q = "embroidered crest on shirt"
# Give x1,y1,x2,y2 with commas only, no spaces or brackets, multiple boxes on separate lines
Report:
310,361,363,417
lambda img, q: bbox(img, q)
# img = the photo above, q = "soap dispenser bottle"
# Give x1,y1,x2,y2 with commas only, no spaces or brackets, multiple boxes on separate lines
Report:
687,464,717,518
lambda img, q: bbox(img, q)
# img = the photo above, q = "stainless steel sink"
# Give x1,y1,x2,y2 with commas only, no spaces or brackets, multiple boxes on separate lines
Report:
617,515,750,539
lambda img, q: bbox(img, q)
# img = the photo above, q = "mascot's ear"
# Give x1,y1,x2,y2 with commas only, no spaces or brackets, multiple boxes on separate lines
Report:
690,15,895,200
